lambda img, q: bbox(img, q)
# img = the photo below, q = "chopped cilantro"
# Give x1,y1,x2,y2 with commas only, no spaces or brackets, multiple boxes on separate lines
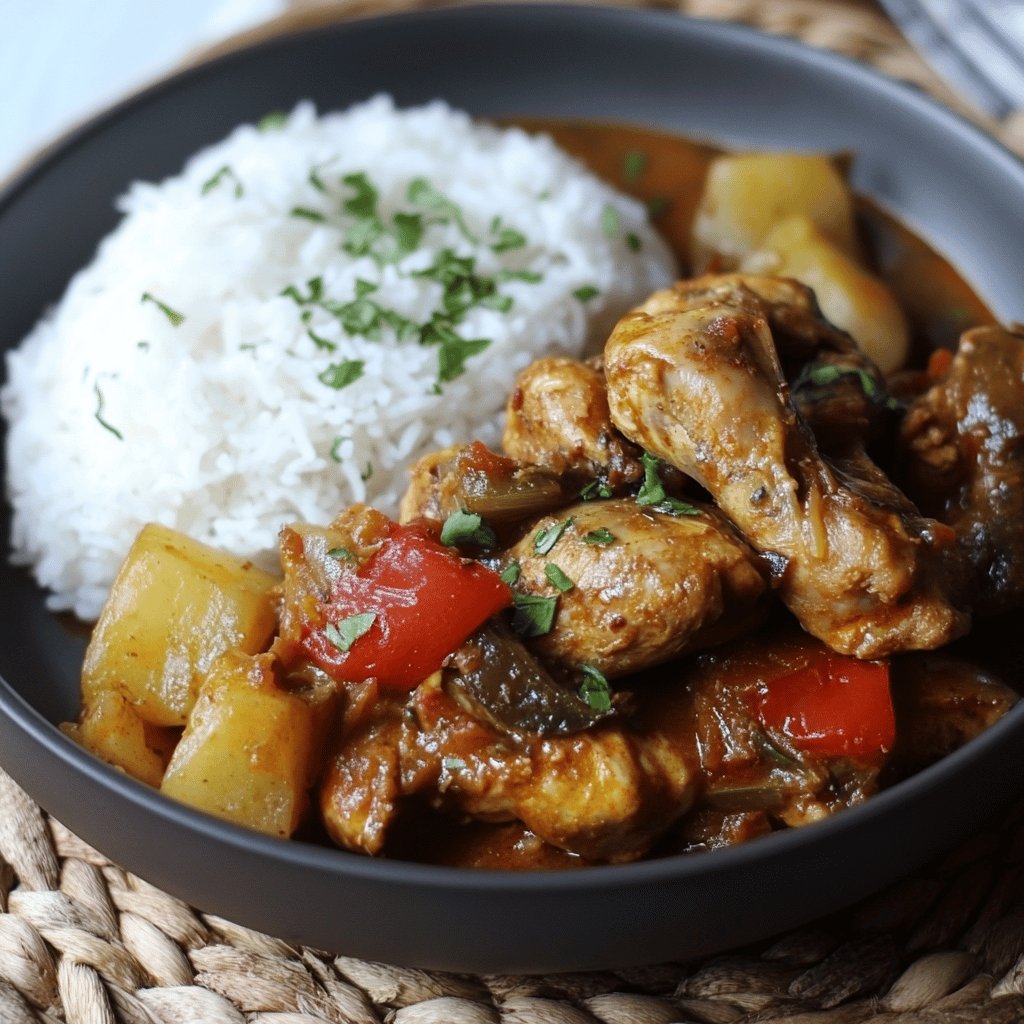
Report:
257,111,288,132
361,462,374,482
583,528,615,545
578,664,612,713
438,336,491,384
500,560,522,585
140,292,184,327
511,592,558,638
328,547,356,561
574,285,600,302
280,277,324,305
407,177,477,242
626,232,642,252
291,206,327,222
329,436,350,463
440,508,496,549
200,164,243,198
636,452,700,516
324,612,376,652
544,563,574,592
317,359,365,390
792,363,901,411
490,216,527,253
93,384,123,441
580,480,613,501
533,516,574,555
601,204,620,238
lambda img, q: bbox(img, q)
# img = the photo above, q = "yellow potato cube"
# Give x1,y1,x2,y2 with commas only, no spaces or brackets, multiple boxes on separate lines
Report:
744,215,909,373
64,689,177,787
161,650,328,837
693,152,858,270
82,523,279,727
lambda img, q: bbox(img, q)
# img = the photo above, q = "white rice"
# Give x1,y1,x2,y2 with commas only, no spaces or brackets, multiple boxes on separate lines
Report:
2,96,676,620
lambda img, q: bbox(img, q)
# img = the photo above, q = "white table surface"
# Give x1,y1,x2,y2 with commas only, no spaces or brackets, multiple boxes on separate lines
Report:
1,0,284,183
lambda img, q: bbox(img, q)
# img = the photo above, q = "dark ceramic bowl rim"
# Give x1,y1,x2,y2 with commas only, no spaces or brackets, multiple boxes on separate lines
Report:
2,3,1024,971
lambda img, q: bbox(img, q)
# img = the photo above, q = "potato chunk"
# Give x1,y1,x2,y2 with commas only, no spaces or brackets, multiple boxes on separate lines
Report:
693,152,858,270
64,689,177,787
743,215,909,373
81,523,279,727
161,650,329,837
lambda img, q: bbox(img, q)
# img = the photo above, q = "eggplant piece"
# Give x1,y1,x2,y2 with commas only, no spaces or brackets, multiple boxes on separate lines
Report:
444,623,614,738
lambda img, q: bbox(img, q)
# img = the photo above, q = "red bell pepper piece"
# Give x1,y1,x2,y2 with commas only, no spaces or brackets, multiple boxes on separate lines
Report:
301,522,512,690
755,652,895,760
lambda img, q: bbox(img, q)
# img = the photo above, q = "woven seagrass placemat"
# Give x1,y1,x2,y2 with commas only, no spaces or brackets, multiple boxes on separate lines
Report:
4,3,1024,1022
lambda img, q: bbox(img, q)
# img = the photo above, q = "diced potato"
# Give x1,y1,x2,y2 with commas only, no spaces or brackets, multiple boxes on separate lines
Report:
693,152,858,270
743,215,909,373
161,650,333,837
64,689,178,787
82,523,280,727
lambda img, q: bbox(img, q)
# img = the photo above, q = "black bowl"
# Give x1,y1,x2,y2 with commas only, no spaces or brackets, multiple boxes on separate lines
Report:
2,5,1024,974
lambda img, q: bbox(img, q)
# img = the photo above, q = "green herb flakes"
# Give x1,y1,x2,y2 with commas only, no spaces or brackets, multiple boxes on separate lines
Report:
578,664,612,713
317,359,365,390
328,547,356,561
201,164,243,198
438,336,491,384
580,480,613,501
93,384,123,441
601,204,620,238
574,285,600,302
140,292,185,327
500,560,521,586
533,516,574,555
583,528,615,545
622,149,648,182
511,592,558,638
257,111,288,132
407,177,477,242
361,462,374,482
329,437,349,463
544,563,574,592
636,452,701,516
626,232,642,252
291,206,327,223
325,612,376,652
440,508,496,549
490,216,527,253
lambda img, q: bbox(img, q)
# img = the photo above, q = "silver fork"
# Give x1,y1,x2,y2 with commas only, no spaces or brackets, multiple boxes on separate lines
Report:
877,0,1024,119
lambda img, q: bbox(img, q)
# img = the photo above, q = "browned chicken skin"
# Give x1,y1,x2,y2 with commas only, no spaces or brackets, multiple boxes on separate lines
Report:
504,498,768,678
900,324,1024,615
603,277,968,658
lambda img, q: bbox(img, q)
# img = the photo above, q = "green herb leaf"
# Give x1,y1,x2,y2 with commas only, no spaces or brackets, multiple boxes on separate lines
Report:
511,592,558,638
440,508,497,549
580,480,613,501
361,462,374,481
490,216,527,253
93,384,123,440
574,285,600,302
328,547,356,561
583,528,615,545
544,563,574,592
140,292,185,327
438,336,491,384
622,149,648,182
626,232,642,252
280,277,324,305
533,516,574,555
324,612,376,652
318,359,365,390
500,560,521,585
329,436,350,462
792,363,901,411
291,206,327,222
601,204,620,238
257,111,288,131
201,164,243,198
636,452,700,516
407,177,477,242
578,664,612,713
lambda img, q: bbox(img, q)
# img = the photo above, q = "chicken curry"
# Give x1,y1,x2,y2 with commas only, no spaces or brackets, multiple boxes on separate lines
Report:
67,121,1022,869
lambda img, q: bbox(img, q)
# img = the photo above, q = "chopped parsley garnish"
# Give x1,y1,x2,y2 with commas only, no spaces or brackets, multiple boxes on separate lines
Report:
141,292,185,327
257,111,288,132
324,612,376,652
626,233,642,252
583,528,615,545
201,164,243,198
500,560,521,585
511,592,558,638
544,563,574,592
533,516,574,555
328,547,356,561
601,204,620,238
407,177,477,243
574,285,600,302
580,480,613,501
281,276,324,305
329,436,349,463
622,149,648,182
93,384,123,440
578,665,612,713
636,452,701,516
361,462,374,482
489,217,527,253
440,508,496,549
792,363,901,411
437,336,491,384
291,206,327,223
317,359,365,390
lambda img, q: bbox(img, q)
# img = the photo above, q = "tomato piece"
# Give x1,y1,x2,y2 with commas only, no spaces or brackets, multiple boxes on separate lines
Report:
301,522,512,690
755,653,895,760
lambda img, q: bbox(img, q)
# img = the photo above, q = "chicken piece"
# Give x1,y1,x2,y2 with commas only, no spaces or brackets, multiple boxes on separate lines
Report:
900,324,1024,615
641,274,891,448
320,673,695,863
502,356,645,491
603,287,968,658
504,498,768,677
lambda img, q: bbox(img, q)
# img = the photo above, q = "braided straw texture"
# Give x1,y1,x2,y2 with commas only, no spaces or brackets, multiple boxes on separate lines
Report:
5,2,1024,1021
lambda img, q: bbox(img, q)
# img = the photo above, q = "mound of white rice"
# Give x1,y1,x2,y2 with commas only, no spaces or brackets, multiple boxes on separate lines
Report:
2,96,675,620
